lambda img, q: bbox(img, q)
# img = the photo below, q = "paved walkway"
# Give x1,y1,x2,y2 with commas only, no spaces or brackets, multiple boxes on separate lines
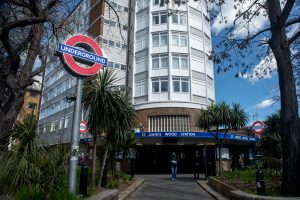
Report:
128,174,215,200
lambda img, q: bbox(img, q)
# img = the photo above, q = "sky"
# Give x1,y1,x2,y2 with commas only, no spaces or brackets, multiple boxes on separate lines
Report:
209,1,300,124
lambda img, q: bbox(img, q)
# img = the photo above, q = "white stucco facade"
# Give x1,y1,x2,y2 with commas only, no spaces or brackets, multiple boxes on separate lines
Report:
130,0,215,111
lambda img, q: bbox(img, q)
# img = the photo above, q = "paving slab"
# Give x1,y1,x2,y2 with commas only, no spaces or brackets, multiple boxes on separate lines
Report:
128,174,215,200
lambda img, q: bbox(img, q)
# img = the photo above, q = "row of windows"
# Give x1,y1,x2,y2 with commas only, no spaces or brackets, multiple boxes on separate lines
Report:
107,0,128,12
137,31,189,50
104,17,128,31
153,12,187,25
40,99,74,120
152,77,189,93
137,0,149,11
44,77,77,102
152,54,188,69
45,68,67,87
106,60,126,70
39,114,72,133
101,37,127,50
149,115,190,132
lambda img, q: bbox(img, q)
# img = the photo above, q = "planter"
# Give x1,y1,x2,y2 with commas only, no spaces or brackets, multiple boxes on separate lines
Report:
208,177,299,200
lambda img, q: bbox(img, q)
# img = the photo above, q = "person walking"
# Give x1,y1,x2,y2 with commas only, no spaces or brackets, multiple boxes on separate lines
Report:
169,152,179,181
192,151,201,179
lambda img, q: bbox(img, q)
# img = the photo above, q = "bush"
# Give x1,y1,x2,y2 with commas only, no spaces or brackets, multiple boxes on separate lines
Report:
50,189,78,200
15,186,45,200
107,180,119,189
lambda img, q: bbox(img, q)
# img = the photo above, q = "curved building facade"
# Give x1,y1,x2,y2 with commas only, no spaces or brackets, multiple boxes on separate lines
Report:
130,0,215,132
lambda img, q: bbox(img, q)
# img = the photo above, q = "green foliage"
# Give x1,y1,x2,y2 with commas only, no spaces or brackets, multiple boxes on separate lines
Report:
113,171,131,182
0,114,70,195
262,157,282,177
107,180,119,189
262,111,281,159
50,189,79,200
15,186,45,200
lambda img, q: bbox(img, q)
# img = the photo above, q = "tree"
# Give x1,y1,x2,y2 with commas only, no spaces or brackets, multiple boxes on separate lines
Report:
197,101,248,175
0,0,65,145
204,0,299,196
82,68,136,189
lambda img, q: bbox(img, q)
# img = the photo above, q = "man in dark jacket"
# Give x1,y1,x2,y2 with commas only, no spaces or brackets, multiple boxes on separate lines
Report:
192,151,201,179
169,152,179,180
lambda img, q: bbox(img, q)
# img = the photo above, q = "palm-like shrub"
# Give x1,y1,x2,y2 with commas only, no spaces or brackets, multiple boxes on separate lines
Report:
82,68,136,188
0,114,70,196
197,101,248,175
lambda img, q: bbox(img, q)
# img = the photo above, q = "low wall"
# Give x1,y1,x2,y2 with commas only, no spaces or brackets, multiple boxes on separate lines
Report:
208,177,236,199
208,177,300,200
85,189,118,200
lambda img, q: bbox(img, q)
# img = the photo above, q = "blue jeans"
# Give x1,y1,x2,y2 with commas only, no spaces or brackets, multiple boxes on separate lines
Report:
171,165,177,179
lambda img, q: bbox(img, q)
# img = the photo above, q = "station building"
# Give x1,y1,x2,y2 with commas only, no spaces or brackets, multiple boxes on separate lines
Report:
128,0,258,174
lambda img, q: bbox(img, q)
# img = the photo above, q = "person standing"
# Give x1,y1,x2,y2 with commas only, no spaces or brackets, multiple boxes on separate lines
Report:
169,152,179,181
129,148,137,178
193,151,201,179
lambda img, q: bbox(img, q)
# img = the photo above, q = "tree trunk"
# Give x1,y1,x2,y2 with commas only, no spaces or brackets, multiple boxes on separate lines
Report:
268,0,300,196
218,142,222,176
98,147,108,187
92,134,97,190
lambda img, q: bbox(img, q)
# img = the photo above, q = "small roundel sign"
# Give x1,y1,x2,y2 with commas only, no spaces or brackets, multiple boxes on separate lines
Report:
251,121,266,135
80,121,88,134
57,35,107,76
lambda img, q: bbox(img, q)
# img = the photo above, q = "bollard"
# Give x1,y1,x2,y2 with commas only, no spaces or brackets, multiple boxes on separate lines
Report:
256,169,265,195
79,165,88,196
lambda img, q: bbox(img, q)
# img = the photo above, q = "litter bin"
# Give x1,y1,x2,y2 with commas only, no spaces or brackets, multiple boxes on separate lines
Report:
79,165,88,196
256,169,265,195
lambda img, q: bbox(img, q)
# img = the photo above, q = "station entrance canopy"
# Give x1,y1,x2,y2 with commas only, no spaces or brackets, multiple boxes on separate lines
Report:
135,131,259,145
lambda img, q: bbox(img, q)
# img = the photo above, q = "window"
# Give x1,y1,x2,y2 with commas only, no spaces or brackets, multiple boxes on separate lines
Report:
154,0,159,5
172,56,179,68
152,54,169,69
172,77,189,92
179,14,187,25
152,79,159,92
65,115,71,128
153,15,159,25
161,34,168,46
172,13,178,24
172,32,187,46
172,34,179,45
152,34,159,47
172,12,187,25
172,54,189,69
59,117,64,129
135,80,147,96
152,32,168,46
173,78,180,92
152,56,159,69
152,77,168,93
149,115,190,131
28,103,37,110
153,13,167,25
136,36,148,51
160,13,167,24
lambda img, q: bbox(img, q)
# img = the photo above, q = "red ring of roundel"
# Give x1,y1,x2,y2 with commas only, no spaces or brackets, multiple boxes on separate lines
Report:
63,35,103,76
252,121,265,135
80,121,88,134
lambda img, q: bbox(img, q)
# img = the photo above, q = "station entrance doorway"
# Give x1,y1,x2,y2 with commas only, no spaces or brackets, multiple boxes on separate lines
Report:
134,145,216,174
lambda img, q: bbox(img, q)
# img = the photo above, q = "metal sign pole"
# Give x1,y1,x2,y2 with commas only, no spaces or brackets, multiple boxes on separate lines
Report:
68,77,83,193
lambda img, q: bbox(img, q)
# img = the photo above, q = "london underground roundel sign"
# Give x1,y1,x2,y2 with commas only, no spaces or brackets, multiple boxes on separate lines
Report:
57,35,107,76
80,121,88,134
251,121,266,135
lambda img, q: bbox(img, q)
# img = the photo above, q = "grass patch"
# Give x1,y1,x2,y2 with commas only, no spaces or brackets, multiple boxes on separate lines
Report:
218,169,281,196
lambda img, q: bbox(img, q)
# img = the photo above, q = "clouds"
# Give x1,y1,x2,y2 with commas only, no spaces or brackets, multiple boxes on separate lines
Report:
256,99,275,109
239,53,277,84
211,0,269,38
